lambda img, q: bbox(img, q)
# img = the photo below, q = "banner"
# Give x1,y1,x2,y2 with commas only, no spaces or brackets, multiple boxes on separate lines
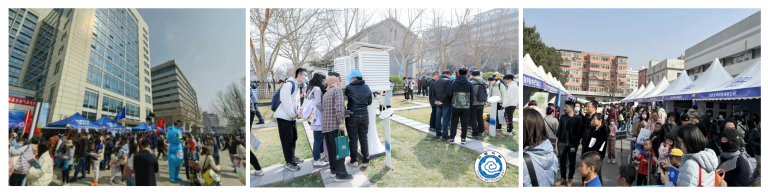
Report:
9,96,36,106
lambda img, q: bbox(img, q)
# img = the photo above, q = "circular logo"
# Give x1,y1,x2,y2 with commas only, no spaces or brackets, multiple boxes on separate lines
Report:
475,150,507,183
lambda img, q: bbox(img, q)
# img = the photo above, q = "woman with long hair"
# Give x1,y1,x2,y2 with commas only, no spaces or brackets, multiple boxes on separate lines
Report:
522,108,558,187
307,72,329,167
27,141,53,186
660,124,718,187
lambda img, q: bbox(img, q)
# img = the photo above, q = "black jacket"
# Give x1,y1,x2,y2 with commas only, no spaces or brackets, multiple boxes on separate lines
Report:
134,149,159,186
587,125,609,158
421,78,429,87
443,75,473,110
345,80,373,115
431,76,452,106
582,113,595,146
557,114,583,148
749,127,761,156
721,155,752,186
428,79,437,107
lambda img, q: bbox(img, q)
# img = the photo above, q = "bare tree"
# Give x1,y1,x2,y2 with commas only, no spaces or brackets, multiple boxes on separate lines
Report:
269,9,325,71
323,8,377,58
382,8,425,78
426,9,470,72
251,8,320,81
210,78,246,133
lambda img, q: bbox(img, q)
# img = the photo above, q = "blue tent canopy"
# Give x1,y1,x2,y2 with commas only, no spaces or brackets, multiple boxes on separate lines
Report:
47,112,102,129
9,114,25,129
131,122,152,132
95,116,126,131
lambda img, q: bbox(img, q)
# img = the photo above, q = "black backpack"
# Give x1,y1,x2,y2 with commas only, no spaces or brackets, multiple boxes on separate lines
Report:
270,80,296,112
474,83,489,102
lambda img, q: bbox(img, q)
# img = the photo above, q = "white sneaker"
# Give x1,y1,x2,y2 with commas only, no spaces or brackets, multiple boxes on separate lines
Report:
251,169,264,176
313,160,329,167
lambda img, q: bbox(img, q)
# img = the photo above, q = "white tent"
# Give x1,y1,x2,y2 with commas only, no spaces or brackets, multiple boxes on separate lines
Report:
667,58,733,98
654,72,693,98
640,76,670,101
631,82,655,101
693,58,761,100
620,87,639,102
623,85,645,102
523,54,549,90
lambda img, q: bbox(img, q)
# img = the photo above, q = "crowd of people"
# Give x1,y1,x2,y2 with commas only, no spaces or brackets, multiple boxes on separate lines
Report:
523,100,761,187
250,67,520,182
9,123,246,186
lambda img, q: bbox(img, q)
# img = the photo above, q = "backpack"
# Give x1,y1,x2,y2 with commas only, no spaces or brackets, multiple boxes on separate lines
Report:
270,80,296,112
699,163,727,187
474,83,489,102
523,153,538,187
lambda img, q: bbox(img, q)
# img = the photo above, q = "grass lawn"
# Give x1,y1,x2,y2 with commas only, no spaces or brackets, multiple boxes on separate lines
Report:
251,123,313,169
395,107,519,152
253,104,277,124
358,117,518,187
268,173,324,187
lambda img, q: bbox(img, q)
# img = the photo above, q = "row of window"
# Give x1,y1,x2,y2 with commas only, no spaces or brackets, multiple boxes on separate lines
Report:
589,71,609,78
561,52,583,59
589,63,610,69
590,55,611,61
561,60,581,67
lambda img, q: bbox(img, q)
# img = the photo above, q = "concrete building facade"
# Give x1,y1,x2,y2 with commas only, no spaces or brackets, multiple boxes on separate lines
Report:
558,49,630,94
9,9,153,125
202,111,220,129
647,58,685,85
626,68,639,91
151,60,202,131
684,11,760,79
638,67,647,87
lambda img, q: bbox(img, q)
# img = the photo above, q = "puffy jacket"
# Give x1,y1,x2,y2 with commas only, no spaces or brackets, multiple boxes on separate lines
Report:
310,86,323,131
523,139,558,187
443,75,473,109
431,76,452,106
274,78,300,121
503,81,519,107
489,81,506,103
250,82,258,105
666,149,718,187
26,151,53,186
10,144,35,173
687,109,699,120
470,77,487,106
345,79,373,116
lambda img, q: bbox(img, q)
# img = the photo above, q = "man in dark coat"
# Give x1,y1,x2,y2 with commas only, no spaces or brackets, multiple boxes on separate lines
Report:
134,140,159,186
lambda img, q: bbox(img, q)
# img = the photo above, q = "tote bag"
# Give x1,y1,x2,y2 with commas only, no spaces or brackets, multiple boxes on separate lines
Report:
335,129,350,160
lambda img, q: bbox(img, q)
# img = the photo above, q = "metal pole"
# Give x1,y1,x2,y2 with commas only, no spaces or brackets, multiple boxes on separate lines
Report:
385,114,392,168
27,102,42,142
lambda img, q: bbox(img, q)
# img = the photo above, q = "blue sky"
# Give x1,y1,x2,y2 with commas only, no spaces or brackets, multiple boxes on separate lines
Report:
138,8,245,112
524,8,760,70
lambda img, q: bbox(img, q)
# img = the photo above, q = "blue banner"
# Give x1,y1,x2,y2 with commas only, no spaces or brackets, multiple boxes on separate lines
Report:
693,87,761,99
523,74,545,89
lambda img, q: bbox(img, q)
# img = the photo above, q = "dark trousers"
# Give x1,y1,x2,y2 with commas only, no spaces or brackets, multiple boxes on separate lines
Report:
9,173,26,186
407,90,414,100
469,105,484,137
429,106,437,129
62,166,71,184
253,105,264,124
346,114,370,164
424,87,429,96
324,130,349,178
505,106,516,133
450,108,470,140
250,151,261,170
72,158,87,180
558,143,578,179
157,147,166,158
495,104,504,130
637,174,648,186
417,86,422,95
277,118,298,166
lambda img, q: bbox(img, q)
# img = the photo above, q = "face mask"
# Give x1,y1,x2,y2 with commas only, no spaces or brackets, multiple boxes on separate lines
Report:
303,77,309,83
574,107,581,113
450,76,455,81
323,82,327,87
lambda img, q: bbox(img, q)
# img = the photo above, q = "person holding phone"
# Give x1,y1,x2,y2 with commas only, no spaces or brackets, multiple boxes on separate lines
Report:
27,141,53,186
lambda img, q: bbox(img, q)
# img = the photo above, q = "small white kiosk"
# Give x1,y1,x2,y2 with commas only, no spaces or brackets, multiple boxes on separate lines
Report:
335,42,393,159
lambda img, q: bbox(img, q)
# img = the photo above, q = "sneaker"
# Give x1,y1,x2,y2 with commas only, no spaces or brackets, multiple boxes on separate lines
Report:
335,174,354,182
449,139,455,144
361,162,370,168
429,128,436,132
293,157,305,164
469,135,480,140
62,183,69,186
461,139,466,144
567,179,573,187
330,170,336,178
251,169,264,176
347,162,359,167
554,178,565,186
313,160,329,167
442,137,450,142
285,163,301,171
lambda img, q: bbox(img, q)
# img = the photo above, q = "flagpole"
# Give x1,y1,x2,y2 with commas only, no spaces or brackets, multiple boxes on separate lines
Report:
27,103,42,142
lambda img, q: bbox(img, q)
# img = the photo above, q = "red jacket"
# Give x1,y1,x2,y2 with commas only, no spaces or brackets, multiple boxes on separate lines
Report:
636,149,656,175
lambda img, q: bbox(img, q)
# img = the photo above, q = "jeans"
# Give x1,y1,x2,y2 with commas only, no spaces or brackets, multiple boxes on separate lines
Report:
557,143,577,179
126,176,135,186
253,104,265,124
312,131,324,161
417,86,422,95
450,108,470,140
9,173,26,186
495,104,504,130
277,118,299,166
250,151,261,170
72,158,87,180
324,130,349,178
435,104,452,137
346,114,370,164
469,105,484,137
429,106,437,129
505,106,516,133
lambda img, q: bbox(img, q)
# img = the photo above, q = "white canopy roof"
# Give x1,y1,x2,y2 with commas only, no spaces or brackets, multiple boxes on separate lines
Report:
523,54,547,83
633,82,655,101
655,72,693,97
670,58,733,95
694,58,761,100
620,87,639,101
641,76,670,100
624,85,645,100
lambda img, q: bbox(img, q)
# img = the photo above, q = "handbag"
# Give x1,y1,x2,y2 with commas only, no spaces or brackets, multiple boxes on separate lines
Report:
201,156,216,185
335,129,350,160
524,153,538,187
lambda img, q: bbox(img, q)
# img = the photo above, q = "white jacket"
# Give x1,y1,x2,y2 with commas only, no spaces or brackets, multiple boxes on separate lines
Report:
27,151,53,186
274,77,300,121
666,149,718,187
503,81,519,107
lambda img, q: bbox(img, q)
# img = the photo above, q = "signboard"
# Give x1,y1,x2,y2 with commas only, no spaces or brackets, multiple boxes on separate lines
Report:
9,96,36,106
36,103,49,129
636,128,652,143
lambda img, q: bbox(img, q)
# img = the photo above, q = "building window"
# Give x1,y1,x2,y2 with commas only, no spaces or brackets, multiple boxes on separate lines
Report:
145,86,151,92
82,90,99,110
48,86,56,103
126,103,140,117
102,95,124,113
145,95,151,103
53,60,62,75
81,111,97,121
9,76,19,84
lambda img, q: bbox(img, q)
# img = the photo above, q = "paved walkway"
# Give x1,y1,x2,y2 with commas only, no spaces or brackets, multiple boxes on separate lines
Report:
251,121,373,188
